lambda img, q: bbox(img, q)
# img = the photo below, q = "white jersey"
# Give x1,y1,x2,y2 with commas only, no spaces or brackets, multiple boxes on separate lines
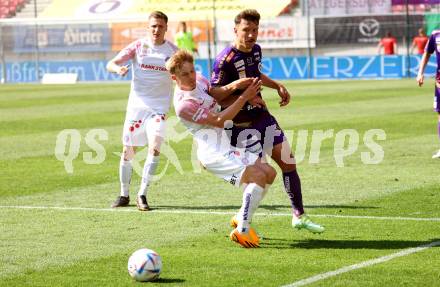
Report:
115,38,178,113
173,75,230,162
174,74,258,186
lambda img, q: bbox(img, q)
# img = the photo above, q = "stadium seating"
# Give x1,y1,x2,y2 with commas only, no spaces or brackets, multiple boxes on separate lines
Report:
0,0,27,18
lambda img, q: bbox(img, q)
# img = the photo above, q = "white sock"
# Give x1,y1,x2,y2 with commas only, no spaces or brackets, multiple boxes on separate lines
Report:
237,183,264,233
119,158,132,197
238,183,269,224
138,154,160,196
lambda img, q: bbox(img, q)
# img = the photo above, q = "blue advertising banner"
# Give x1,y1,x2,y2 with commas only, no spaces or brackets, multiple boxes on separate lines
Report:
261,55,432,79
13,24,111,53
3,55,437,83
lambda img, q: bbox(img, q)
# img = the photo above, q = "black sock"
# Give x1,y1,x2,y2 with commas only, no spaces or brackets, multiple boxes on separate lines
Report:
282,170,304,217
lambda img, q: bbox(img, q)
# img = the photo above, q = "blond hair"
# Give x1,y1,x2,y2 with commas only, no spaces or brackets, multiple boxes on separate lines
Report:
165,50,194,75
149,11,168,23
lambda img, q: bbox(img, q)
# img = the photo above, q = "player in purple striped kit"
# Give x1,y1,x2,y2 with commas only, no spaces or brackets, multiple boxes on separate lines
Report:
211,9,324,233
417,29,440,159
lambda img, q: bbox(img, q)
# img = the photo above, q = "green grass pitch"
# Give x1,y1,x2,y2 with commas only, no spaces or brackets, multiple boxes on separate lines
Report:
0,79,439,286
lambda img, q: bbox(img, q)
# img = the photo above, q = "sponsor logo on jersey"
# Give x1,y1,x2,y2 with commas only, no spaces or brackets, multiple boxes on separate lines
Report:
258,62,263,73
217,54,227,69
212,71,225,84
229,174,238,185
139,63,167,71
234,59,245,69
239,70,246,79
246,57,253,64
225,51,235,63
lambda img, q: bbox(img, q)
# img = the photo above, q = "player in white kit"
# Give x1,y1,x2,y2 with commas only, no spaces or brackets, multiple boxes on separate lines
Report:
106,11,178,211
167,50,277,248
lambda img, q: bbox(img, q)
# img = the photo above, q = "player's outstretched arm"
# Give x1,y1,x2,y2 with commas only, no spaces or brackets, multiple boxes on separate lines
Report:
260,74,290,106
209,78,254,101
177,79,261,128
208,78,261,127
106,57,130,77
417,52,431,87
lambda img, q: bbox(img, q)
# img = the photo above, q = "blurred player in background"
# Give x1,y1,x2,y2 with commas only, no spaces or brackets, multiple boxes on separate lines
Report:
411,28,428,55
417,29,440,159
106,11,178,210
167,50,277,248
210,9,324,234
377,31,398,55
174,21,198,55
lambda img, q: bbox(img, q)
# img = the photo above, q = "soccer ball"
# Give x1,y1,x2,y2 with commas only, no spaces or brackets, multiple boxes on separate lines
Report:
127,248,162,282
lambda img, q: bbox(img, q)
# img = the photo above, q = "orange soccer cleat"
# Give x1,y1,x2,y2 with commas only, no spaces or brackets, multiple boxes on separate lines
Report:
229,228,260,248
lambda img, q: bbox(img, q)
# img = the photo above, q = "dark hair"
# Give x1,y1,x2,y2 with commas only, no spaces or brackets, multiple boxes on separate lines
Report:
149,11,168,23
386,31,392,38
234,9,260,25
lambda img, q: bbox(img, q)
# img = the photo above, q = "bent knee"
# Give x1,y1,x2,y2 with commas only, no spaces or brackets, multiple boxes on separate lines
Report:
265,165,277,184
122,146,136,161
245,166,267,185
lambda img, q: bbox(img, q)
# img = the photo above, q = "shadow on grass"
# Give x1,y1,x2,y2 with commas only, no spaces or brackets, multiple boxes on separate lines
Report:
261,238,440,250
151,278,186,284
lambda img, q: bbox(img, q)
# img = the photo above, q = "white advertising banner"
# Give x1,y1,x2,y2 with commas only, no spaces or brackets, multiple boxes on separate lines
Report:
216,17,315,49
305,0,392,16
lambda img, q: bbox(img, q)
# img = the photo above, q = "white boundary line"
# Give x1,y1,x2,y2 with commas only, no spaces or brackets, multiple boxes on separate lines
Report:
0,205,439,222
281,240,440,287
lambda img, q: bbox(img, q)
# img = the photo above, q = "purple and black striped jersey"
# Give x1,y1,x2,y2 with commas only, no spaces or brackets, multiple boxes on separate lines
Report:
211,44,265,123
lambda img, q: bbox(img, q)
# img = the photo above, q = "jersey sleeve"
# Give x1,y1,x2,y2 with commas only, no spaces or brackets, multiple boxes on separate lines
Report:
211,52,231,87
425,33,436,54
175,98,211,125
113,40,138,64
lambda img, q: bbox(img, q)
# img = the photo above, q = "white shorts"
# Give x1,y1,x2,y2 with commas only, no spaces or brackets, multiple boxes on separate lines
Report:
122,109,167,147
200,149,259,187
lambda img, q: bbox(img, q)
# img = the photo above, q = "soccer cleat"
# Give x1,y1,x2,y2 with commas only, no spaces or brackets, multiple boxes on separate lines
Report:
136,195,150,211
432,150,440,159
229,215,239,228
229,215,260,242
229,228,260,248
292,214,325,234
111,196,130,208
